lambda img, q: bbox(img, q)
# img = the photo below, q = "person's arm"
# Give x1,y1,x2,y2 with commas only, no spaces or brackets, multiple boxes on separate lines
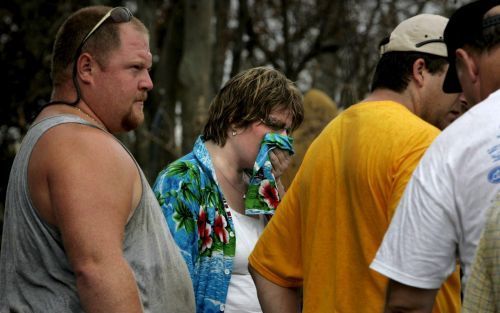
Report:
462,199,500,313
384,279,438,313
249,264,299,313
462,240,494,313
153,160,199,281
44,125,144,313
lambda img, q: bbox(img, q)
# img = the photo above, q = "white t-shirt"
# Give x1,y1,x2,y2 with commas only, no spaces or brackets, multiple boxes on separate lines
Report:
225,209,265,313
370,89,500,289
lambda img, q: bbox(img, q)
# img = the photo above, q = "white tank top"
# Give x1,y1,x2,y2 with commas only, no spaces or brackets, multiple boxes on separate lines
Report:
225,208,266,313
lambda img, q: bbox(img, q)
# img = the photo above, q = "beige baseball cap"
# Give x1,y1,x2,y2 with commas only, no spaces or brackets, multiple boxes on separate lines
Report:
380,14,449,57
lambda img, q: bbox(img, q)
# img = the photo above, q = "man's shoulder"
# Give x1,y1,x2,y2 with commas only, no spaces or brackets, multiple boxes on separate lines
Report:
356,100,440,143
482,88,500,107
431,94,500,155
442,89,500,135
35,119,139,184
347,100,438,129
39,121,125,157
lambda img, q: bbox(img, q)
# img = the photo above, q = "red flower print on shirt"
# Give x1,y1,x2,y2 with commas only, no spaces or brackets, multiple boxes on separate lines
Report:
259,179,280,209
213,211,229,244
198,206,212,252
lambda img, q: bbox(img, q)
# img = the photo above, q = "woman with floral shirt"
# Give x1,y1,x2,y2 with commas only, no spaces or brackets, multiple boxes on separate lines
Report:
153,67,304,313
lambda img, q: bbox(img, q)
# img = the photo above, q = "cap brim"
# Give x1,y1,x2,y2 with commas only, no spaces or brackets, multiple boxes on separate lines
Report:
443,61,462,93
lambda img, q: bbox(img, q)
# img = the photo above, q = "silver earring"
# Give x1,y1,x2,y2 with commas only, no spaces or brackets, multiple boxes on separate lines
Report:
232,130,237,136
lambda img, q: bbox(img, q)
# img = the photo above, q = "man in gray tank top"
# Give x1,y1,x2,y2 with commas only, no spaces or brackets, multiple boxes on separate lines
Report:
0,5,195,312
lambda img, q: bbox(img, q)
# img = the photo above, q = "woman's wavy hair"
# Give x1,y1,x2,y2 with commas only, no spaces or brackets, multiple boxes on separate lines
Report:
203,67,304,146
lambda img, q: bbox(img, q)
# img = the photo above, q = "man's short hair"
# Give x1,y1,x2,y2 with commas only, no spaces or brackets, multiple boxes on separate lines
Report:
203,67,304,146
372,14,449,93
51,5,148,87
371,52,449,92
443,0,500,93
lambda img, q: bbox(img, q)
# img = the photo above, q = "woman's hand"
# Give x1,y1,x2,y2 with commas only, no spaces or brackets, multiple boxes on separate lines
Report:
269,148,292,180
269,149,290,198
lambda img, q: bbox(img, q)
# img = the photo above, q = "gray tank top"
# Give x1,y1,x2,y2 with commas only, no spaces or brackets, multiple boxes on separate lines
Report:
0,115,195,313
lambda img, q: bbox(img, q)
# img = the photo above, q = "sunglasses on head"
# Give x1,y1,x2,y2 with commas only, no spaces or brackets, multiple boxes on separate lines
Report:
78,7,133,55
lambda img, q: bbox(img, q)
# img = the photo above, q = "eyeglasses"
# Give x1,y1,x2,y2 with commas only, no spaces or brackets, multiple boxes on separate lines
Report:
259,117,291,134
45,7,133,107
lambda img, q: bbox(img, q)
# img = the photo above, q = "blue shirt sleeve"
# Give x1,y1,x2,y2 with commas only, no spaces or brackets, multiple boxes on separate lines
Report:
153,161,201,290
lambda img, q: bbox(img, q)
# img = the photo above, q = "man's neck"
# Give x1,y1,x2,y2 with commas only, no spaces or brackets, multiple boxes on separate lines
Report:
362,88,416,113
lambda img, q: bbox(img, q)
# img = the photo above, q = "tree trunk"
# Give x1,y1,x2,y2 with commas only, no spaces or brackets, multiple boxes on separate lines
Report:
148,1,185,179
211,0,231,95
179,0,213,154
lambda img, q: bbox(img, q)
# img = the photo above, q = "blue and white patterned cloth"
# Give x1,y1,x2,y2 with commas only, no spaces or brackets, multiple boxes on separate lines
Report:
245,133,294,215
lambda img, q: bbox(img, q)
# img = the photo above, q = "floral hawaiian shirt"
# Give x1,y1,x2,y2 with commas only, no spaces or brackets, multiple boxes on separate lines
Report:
153,134,294,313
153,136,236,313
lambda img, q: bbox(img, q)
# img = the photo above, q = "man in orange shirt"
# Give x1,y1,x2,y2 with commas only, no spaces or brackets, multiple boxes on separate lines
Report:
249,14,463,313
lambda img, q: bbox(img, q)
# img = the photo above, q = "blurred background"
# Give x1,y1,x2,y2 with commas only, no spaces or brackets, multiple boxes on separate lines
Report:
0,0,468,239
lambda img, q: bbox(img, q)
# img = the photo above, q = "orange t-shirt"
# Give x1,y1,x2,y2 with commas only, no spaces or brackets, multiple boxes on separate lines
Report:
249,101,461,313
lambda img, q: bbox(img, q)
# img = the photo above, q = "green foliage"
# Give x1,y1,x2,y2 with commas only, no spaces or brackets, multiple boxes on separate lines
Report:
172,201,195,233
201,187,219,212
245,184,269,209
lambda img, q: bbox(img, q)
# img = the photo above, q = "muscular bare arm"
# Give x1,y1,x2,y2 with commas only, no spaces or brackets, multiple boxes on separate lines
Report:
384,279,438,313
249,264,299,313
30,124,143,313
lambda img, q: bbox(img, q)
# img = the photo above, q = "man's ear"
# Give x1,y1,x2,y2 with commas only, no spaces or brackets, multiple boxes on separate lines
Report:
412,58,426,87
455,48,479,85
75,52,94,84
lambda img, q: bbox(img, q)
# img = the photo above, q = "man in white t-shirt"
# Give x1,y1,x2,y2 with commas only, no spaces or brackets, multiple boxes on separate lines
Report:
370,0,500,311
